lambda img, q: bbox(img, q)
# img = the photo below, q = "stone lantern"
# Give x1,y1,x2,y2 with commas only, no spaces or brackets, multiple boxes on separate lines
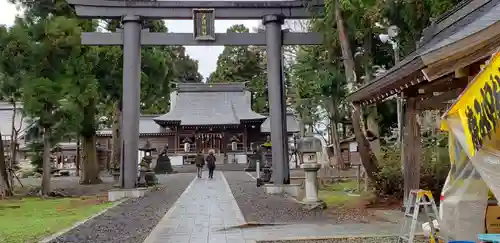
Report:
244,142,260,172
182,137,192,153
258,136,273,186
230,135,240,164
297,135,323,204
138,140,157,187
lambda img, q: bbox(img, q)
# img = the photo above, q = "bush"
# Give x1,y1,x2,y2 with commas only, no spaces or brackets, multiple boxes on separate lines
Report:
27,141,44,169
374,135,450,199
375,146,404,197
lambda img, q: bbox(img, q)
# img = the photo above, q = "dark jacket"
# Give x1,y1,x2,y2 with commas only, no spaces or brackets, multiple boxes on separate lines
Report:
195,154,205,167
206,154,216,168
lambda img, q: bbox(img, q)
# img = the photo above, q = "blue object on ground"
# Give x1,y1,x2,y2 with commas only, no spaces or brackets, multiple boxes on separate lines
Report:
478,233,500,243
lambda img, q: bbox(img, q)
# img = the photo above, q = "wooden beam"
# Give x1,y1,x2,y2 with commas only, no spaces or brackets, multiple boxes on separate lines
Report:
412,76,468,98
417,101,453,111
416,88,463,110
403,97,421,206
414,74,454,92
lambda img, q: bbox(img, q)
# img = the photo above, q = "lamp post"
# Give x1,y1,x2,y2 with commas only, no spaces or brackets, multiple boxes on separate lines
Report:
138,140,157,187
379,26,402,145
380,25,411,210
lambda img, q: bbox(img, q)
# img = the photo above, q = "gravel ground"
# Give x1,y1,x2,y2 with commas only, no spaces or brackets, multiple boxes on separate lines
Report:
224,171,330,224
224,171,382,224
46,173,195,243
257,236,428,243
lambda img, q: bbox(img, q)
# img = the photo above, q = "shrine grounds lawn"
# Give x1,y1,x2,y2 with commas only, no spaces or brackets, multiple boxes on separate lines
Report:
0,196,113,243
318,180,374,207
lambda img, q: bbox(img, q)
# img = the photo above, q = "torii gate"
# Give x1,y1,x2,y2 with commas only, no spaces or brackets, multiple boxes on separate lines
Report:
66,0,324,189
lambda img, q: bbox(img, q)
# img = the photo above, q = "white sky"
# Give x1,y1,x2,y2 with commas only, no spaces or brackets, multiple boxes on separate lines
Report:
0,1,260,81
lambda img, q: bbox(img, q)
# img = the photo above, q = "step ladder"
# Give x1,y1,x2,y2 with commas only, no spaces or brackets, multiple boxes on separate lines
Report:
398,189,441,243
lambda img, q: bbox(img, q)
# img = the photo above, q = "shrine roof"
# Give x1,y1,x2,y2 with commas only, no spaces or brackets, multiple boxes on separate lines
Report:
347,0,500,105
97,115,170,136
154,83,267,126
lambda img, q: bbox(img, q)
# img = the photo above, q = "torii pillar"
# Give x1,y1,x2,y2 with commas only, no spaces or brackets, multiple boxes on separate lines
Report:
263,15,290,185
121,16,142,189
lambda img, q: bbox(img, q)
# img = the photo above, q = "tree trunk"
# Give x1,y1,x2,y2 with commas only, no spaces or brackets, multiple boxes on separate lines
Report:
110,102,121,170
8,104,17,188
80,135,102,185
41,127,51,196
335,0,379,179
366,107,380,154
0,131,12,198
76,136,80,176
334,0,357,87
327,102,343,170
297,119,305,165
351,103,379,182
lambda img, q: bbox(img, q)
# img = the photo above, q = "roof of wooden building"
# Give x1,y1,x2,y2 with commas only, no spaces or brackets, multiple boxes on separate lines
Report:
96,83,301,136
347,0,500,105
153,83,267,126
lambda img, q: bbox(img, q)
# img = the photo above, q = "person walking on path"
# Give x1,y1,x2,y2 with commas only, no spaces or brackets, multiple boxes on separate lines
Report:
206,151,216,179
195,151,205,178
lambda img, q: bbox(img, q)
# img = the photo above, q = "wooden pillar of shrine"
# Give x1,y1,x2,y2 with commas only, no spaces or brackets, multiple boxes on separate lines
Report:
403,95,421,207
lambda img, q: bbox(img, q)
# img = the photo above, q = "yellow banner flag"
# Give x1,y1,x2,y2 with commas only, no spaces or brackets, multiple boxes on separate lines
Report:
444,49,500,157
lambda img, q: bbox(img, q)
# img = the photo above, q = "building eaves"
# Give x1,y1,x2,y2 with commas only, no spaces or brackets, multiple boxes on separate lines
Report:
346,0,495,104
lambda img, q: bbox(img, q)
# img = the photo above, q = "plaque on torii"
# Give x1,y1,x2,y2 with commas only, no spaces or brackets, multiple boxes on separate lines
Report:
193,9,216,41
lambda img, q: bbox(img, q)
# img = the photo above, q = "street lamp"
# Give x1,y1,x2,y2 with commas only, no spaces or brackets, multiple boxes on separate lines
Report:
380,24,407,208
379,25,399,63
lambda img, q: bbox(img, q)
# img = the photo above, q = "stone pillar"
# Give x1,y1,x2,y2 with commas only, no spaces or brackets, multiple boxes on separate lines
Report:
301,163,321,203
263,14,290,185
120,15,142,189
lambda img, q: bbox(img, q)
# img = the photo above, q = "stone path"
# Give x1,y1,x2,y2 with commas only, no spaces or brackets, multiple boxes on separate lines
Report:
239,222,408,241
142,171,249,243
143,171,417,243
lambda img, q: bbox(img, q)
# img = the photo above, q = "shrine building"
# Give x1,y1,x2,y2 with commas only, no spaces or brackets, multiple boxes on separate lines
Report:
96,83,300,166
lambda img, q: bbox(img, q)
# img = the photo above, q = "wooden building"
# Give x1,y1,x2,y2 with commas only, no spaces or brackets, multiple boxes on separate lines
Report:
346,0,500,198
96,83,300,166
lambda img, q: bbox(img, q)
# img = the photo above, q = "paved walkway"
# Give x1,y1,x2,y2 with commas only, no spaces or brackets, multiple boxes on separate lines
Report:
143,171,249,243
143,171,414,243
